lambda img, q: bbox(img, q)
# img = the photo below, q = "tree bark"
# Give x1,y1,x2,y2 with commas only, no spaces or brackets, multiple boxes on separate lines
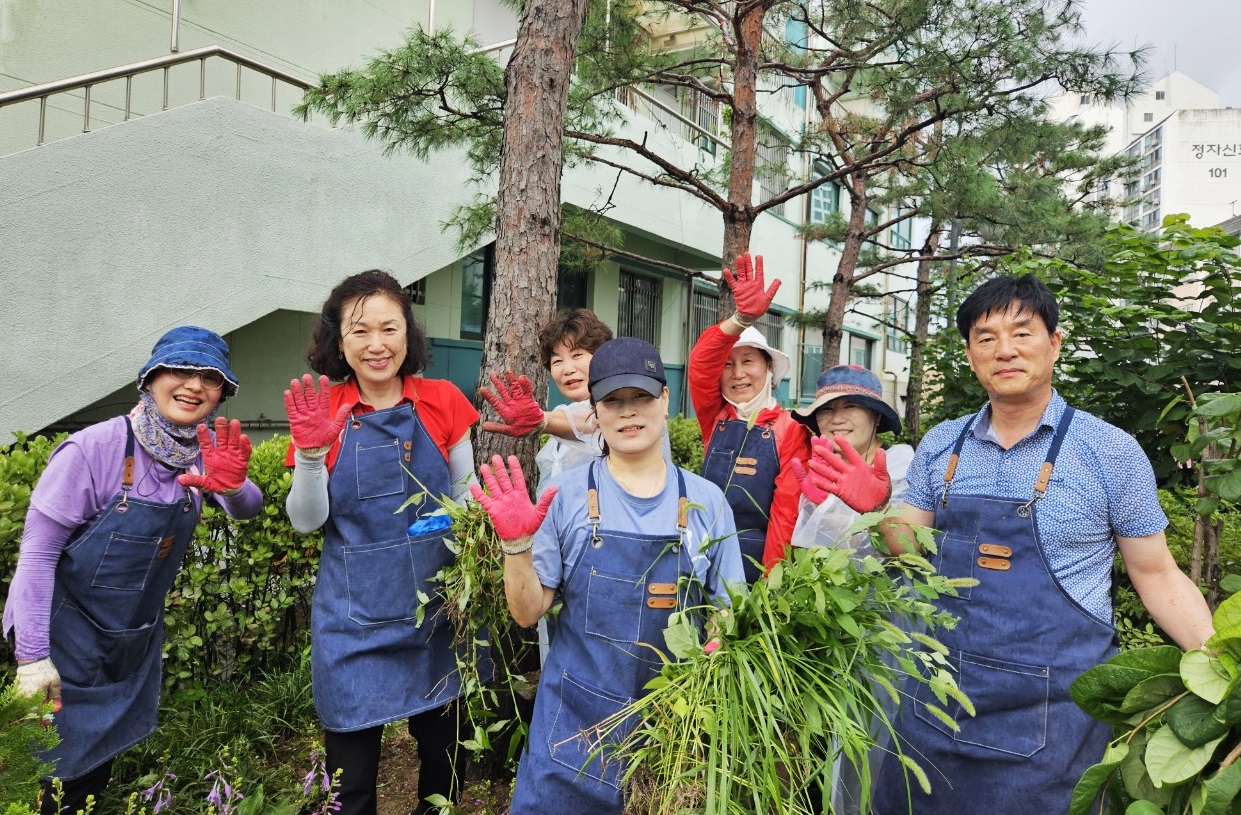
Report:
820,176,870,368
717,3,766,318
904,224,942,445
478,0,591,474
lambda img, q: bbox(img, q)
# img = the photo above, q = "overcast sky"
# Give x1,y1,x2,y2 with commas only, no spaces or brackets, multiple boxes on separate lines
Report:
1075,0,1241,106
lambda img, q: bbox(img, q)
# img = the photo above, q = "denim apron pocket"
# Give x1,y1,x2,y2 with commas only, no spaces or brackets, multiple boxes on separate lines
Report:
355,439,405,499
52,601,158,687
583,567,645,645
90,532,161,592
930,534,977,600
547,671,635,790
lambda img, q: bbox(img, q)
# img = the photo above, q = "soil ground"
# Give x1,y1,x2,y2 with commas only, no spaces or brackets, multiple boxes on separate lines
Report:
376,730,513,815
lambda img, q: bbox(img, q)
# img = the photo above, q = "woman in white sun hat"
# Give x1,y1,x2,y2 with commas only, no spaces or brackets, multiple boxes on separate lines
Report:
688,252,810,583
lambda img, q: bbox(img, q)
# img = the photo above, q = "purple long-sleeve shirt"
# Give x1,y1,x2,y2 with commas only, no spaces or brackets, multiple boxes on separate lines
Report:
3,416,262,661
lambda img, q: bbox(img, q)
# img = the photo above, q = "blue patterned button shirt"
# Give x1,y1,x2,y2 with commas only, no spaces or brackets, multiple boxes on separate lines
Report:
902,390,1167,623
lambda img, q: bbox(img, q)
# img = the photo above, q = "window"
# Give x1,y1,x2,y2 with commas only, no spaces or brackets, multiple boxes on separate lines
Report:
755,311,785,356
691,287,719,343
557,267,588,310
402,278,426,306
890,216,911,250
459,245,494,341
1080,94,1091,105
800,344,823,400
756,122,791,207
1155,90,1166,100
886,296,912,354
810,181,840,224
619,270,661,343
848,334,873,369
1143,112,1153,122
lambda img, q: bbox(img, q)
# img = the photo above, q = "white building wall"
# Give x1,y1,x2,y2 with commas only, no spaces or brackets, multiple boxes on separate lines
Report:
1158,110,1241,228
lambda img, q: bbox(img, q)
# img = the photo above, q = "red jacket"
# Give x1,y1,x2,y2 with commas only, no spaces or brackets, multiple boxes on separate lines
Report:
689,325,809,571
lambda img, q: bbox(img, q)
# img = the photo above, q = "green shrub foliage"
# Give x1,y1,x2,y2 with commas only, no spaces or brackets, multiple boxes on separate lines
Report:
667,415,704,474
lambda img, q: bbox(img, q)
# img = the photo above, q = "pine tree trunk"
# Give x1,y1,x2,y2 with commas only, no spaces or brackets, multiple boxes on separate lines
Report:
717,4,765,319
904,225,942,445
820,180,870,368
477,0,591,475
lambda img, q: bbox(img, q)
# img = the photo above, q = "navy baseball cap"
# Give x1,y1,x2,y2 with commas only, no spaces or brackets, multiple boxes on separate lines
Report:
588,337,666,401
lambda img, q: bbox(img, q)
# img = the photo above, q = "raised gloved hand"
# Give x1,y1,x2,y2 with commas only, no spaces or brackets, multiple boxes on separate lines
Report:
806,435,891,513
16,658,62,703
470,455,558,543
178,418,252,494
791,455,831,505
722,252,781,324
284,374,349,455
479,371,546,438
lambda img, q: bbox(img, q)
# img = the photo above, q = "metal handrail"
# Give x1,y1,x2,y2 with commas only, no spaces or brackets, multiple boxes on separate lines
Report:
0,45,313,146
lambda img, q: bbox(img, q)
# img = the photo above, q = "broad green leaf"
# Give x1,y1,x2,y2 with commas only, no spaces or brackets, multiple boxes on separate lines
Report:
1211,676,1241,725
1110,645,1187,676
1067,742,1129,815
1126,800,1166,815
1145,725,1224,787
1166,694,1229,746
1073,664,1164,724
1221,573,1241,595
1212,592,1241,635
1197,393,1241,417
1122,673,1186,713
1205,470,1241,502
1182,649,1231,704
1189,759,1241,815
661,612,701,661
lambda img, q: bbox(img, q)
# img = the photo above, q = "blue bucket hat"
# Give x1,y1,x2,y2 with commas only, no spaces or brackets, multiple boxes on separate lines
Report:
588,337,667,401
137,326,238,400
794,365,900,436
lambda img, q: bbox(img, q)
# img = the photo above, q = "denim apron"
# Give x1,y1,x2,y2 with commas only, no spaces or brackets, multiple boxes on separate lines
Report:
311,402,461,731
45,420,198,780
701,417,777,584
508,462,696,815
875,408,1115,814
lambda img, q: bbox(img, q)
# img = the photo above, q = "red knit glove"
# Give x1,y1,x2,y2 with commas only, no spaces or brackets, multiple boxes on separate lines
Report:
470,455,558,542
178,418,252,494
479,371,546,437
807,435,891,513
284,374,349,452
722,252,781,323
791,455,831,505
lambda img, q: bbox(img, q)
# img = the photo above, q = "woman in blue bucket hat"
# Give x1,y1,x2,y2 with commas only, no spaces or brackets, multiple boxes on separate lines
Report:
5,326,262,814
782,364,913,815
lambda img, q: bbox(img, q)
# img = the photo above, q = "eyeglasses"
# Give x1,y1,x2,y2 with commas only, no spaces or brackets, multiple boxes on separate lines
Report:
165,367,227,390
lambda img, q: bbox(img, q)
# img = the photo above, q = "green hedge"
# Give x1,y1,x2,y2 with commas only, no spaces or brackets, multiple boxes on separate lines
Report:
0,433,318,690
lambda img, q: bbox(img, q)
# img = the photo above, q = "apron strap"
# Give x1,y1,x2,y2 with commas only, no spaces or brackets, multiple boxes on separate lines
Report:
119,418,137,512
1016,407,1076,518
586,461,603,549
941,412,979,507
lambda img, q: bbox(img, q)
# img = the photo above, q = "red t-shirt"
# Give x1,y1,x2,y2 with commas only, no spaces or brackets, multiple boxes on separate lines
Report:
284,376,478,470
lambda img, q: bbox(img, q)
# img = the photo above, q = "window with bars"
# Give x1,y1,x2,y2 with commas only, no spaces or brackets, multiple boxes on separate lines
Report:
756,123,791,207
890,216,911,250
800,344,823,400
886,296,911,354
691,287,719,341
619,270,661,343
755,310,785,355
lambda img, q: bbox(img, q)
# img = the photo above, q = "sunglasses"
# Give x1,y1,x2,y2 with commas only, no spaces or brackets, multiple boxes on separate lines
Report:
164,367,227,390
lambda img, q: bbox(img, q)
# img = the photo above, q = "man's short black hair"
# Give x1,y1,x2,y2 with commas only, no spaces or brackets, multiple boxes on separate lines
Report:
955,273,1059,340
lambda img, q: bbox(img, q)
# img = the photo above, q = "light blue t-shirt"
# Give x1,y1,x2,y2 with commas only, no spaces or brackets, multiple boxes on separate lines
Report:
532,459,744,604
902,390,1167,622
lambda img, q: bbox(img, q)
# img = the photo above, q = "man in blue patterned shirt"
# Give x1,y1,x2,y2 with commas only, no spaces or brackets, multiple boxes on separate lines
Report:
873,273,1214,815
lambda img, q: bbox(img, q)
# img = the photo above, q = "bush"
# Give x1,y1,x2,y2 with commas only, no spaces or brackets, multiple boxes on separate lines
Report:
667,416,703,474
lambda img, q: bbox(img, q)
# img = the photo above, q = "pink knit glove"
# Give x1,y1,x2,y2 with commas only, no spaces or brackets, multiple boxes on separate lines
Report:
479,371,546,437
470,456,558,542
807,435,891,513
178,418,252,493
722,252,781,323
284,374,349,452
791,455,831,505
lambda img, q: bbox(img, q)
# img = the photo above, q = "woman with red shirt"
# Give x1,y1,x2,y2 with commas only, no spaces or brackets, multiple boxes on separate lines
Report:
282,270,478,815
689,253,810,583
